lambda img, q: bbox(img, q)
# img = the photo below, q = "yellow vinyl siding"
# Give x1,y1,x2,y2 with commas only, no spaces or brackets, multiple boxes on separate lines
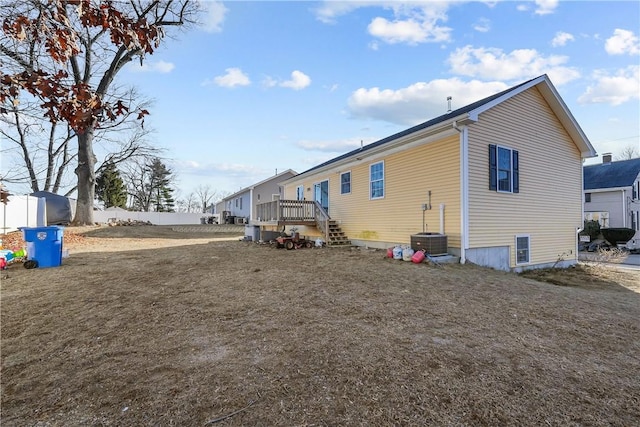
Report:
284,135,461,247
467,87,583,267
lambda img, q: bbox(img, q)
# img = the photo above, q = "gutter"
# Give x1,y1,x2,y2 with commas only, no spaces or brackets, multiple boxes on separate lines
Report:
284,113,476,184
454,120,469,264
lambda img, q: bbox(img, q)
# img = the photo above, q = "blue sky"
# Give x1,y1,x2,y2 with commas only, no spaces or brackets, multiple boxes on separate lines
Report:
119,0,640,199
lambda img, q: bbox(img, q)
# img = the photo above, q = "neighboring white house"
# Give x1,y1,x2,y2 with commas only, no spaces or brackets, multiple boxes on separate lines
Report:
214,169,297,224
584,154,640,249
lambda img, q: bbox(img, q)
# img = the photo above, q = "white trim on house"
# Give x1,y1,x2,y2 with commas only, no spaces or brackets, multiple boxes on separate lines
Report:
460,125,469,262
585,186,631,193
282,126,462,186
469,75,595,158
622,189,627,227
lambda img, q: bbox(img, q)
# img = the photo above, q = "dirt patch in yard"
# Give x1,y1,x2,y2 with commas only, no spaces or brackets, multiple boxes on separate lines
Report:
1,226,639,426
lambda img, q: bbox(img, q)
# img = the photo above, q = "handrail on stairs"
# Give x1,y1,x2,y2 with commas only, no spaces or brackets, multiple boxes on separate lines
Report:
312,201,330,243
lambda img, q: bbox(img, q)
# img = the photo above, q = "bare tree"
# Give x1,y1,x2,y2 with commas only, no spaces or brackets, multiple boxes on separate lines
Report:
122,157,153,212
1,86,159,196
123,156,177,212
1,0,201,224
0,102,76,193
617,144,640,160
174,191,200,213
195,184,217,213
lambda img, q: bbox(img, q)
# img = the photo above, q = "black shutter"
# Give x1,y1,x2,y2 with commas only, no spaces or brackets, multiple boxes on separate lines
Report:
489,144,497,191
512,150,519,193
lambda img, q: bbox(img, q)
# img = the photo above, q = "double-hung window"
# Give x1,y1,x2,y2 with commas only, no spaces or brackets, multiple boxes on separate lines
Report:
489,144,519,193
340,172,351,195
370,161,384,199
515,235,530,264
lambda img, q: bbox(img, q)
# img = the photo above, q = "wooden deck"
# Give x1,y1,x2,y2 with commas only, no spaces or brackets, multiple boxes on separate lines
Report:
255,200,330,240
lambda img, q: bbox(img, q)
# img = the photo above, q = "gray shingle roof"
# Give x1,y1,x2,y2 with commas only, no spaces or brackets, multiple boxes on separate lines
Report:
584,158,640,190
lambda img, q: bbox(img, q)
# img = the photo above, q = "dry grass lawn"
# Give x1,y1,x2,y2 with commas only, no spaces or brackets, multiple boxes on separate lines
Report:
1,225,639,426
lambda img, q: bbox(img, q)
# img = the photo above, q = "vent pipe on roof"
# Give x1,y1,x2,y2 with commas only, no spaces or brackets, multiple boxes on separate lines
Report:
447,96,452,113
602,153,612,164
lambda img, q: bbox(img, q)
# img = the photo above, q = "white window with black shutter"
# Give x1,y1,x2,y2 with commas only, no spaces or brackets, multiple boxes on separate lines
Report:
489,144,519,193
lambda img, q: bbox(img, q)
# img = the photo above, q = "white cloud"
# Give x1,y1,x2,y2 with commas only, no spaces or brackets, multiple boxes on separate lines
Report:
534,0,559,15
473,18,491,33
129,60,175,73
368,15,451,45
347,78,509,126
605,29,640,55
314,0,388,24
578,66,640,106
551,31,575,47
447,45,580,85
296,137,377,153
199,1,228,33
516,0,558,15
314,2,452,45
313,1,375,24
175,159,265,178
266,70,311,90
262,76,278,88
367,3,452,45
209,68,251,88
281,70,312,90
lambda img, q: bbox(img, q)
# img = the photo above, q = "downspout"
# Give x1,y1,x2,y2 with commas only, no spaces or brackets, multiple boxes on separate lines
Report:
621,189,626,227
578,164,585,261
454,120,468,264
576,226,583,263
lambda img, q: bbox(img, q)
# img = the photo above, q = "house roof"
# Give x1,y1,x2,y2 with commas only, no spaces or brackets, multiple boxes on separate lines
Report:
221,169,297,201
584,158,640,190
285,74,596,182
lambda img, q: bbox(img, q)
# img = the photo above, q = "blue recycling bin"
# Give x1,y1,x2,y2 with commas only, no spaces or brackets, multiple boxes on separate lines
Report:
20,226,64,268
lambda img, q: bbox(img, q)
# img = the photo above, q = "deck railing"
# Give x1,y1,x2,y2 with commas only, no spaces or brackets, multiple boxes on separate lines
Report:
255,199,330,241
313,202,330,242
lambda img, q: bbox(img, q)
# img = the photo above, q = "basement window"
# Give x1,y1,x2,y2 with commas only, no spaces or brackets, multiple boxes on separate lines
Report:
515,235,530,264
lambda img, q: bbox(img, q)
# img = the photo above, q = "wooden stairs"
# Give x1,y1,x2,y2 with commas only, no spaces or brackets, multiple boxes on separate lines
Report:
327,220,351,246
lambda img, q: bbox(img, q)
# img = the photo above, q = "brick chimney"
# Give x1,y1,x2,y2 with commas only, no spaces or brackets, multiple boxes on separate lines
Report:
602,153,612,164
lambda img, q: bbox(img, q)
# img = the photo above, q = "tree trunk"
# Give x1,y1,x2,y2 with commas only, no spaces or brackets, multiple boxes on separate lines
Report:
73,128,97,225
